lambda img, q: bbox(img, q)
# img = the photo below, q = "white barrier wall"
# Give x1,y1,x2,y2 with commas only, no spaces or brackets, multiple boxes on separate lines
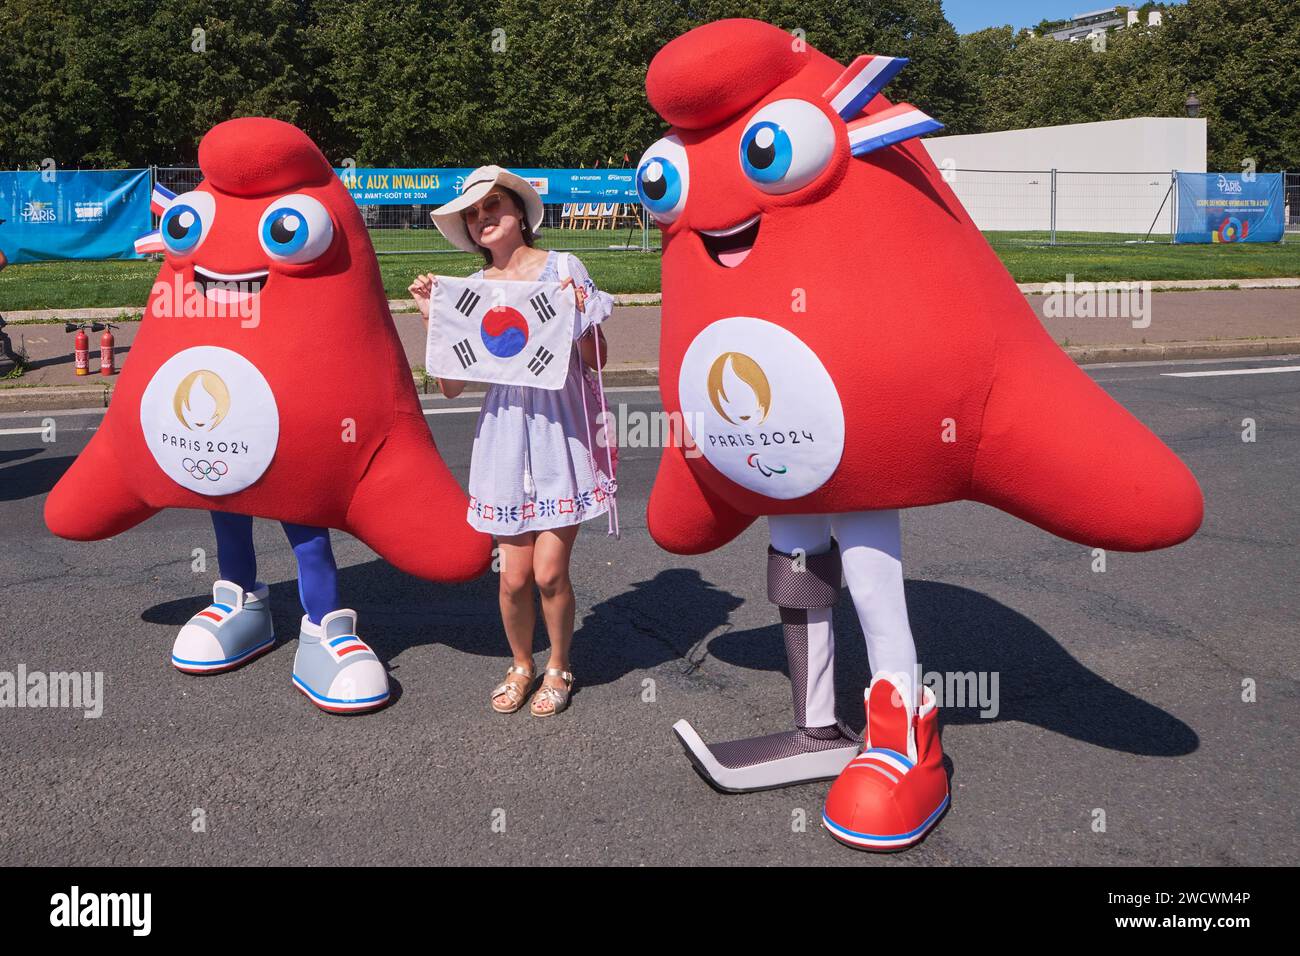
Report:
921,117,1208,235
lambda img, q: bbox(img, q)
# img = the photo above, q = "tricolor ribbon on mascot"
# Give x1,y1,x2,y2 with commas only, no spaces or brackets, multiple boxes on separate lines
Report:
821,55,943,156
133,182,178,254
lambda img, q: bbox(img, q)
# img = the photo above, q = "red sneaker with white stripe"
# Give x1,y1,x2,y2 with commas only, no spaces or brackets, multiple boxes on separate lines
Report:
822,673,949,850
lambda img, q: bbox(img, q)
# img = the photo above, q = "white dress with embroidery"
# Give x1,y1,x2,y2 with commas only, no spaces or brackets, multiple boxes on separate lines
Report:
465,251,615,536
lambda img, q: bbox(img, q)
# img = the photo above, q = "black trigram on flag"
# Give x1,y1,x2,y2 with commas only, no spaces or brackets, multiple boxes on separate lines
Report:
529,291,556,323
455,287,482,317
453,338,478,369
527,346,554,376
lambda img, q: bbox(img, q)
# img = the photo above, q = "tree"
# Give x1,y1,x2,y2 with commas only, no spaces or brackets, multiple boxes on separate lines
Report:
1,0,1295,171
1155,0,1299,171
959,26,1019,133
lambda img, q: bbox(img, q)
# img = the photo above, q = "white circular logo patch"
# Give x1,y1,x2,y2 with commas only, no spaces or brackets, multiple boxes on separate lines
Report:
678,316,844,499
139,346,279,496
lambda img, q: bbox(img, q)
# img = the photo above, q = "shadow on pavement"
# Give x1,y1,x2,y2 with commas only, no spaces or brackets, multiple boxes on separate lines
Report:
572,568,746,687
707,578,1199,758
142,564,744,691
0,452,72,501
0,447,41,466
140,560,1197,757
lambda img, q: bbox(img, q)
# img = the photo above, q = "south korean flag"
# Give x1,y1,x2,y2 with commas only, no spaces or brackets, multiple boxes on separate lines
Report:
425,276,577,391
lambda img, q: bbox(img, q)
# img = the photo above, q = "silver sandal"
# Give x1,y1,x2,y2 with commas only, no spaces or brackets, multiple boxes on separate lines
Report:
530,668,574,717
491,664,535,714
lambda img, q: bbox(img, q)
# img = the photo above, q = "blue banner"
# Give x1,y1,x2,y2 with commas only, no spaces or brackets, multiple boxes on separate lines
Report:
0,169,152,263
1176,172,1285,244
333,168,637,205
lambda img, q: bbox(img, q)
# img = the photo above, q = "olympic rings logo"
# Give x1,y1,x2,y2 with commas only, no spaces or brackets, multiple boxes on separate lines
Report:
182,458,229,481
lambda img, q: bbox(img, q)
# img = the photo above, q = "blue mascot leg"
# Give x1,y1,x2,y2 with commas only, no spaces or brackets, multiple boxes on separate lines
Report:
170,512,274,674
280,522,338,625
211,511,257,590
284,522,390,714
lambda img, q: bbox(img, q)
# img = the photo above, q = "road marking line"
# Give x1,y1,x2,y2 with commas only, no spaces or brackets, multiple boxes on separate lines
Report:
1162,365,1300,378
0,427,47,436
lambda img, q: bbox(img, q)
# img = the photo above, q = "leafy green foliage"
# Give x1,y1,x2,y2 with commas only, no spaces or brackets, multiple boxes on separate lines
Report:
0,0,1293,170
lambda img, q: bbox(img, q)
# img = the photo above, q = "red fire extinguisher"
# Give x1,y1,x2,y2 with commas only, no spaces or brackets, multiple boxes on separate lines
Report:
71,324,89,376
99,322,116,376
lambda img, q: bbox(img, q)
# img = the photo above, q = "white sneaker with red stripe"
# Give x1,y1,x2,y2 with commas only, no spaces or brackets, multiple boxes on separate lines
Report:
171,580,275,674
291,609,390,714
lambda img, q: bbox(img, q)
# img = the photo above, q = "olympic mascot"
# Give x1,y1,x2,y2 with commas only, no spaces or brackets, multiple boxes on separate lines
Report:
636,20,1203,849
45,118,492,713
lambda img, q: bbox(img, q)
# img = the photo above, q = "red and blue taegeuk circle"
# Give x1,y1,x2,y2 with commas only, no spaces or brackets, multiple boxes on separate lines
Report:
480,306,529,358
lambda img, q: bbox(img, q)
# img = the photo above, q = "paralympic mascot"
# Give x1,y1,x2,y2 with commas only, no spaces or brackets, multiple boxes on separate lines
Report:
636,20,1203,849
45,117,491,714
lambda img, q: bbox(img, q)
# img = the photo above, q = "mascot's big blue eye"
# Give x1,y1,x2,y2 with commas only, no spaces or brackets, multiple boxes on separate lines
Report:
257,194,334,264
634,136,690,223
638,159,681,209
740,122,791,183
160,191,216,254
263,210,308,254
738,99,836,194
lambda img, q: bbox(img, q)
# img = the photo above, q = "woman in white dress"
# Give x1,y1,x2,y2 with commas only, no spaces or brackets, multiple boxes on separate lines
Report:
409,166,614,717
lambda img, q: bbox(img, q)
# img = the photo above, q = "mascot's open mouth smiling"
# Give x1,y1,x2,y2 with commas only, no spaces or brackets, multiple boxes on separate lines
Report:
699,214,760,267
193,266,269,303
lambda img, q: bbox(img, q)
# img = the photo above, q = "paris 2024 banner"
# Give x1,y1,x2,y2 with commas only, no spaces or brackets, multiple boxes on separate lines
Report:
1176,171,1285,243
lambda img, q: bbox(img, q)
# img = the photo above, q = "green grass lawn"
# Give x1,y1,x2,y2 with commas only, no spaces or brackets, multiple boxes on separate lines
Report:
2,232,1297,314
988,231,1300,284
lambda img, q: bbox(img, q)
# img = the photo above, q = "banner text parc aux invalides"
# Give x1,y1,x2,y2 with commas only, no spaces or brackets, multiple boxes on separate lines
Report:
334,168,637,205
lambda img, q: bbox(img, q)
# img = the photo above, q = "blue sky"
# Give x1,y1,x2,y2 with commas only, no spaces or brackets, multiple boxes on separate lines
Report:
943,0,1187,34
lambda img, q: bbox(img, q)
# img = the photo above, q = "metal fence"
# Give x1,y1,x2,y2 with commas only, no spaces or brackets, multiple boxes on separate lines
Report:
949,168,1300,244
945,168,1180,245
154,166,656,254
1287,171,1299,233
59,165,1299,255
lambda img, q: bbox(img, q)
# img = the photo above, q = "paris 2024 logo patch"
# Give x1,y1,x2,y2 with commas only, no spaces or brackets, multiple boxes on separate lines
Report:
678,316,844,499
139,346,279,495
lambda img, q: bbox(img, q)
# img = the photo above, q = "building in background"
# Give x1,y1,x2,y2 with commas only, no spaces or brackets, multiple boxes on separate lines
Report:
1040,6,1165,42
922,116,1206,235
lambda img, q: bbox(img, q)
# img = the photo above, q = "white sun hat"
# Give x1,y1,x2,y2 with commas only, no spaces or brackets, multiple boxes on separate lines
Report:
431,165,545,253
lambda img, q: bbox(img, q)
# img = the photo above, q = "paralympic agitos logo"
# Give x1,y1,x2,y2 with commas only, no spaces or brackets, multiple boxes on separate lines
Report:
705,351,801,478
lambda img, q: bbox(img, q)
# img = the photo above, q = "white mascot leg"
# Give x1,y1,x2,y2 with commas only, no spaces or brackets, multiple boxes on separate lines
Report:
830,510,918,708
821,509,950,850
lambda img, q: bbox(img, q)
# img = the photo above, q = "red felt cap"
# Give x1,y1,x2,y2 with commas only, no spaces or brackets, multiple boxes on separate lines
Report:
198,117,333,196
647,19,809,129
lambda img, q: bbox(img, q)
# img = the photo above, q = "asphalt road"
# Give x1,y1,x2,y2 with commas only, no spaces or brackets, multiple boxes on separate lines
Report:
0,358,1296,866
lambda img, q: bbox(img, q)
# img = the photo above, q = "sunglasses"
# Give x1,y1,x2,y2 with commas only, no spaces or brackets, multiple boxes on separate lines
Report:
461,192,509,226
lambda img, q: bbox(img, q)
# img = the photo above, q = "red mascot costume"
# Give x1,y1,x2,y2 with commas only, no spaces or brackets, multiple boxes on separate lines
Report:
637,20,1203,849
45,117,491,713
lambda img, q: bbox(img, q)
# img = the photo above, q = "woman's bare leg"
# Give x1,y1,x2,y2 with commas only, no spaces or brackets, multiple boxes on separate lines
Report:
494,533,539,707
531,524,580,711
